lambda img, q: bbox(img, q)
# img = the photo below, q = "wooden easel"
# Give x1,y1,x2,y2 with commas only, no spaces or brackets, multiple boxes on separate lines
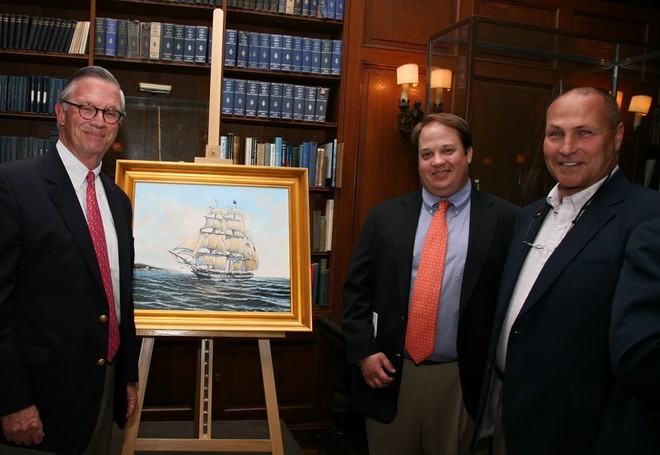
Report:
121,330,286,454
121,9,289,453
195,8,233,166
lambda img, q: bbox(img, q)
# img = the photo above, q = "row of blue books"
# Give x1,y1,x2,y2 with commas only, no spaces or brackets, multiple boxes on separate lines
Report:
0,74,66,114
218,134,342,188
0,136,55,164
0,14,90,54
222,78,330,123
225,30,342,76
228,0,345,21
94,18,213,64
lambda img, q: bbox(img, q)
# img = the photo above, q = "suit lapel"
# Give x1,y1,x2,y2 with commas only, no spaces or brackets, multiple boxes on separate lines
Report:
460,187,496,311
44,149,105,292
394,191,424,311
518,172,627,317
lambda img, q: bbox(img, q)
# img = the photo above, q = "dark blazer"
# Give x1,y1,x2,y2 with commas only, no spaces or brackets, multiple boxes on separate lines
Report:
474,171,660,455
608,217,660,454
0,147,139,453
342,184,519,423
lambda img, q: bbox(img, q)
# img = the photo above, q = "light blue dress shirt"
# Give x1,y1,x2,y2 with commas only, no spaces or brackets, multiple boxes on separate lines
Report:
407,180,471,362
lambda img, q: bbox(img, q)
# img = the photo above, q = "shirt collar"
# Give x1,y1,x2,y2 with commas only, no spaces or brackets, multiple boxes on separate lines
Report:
546,165,619,210
56,140,102,186
421,179,471,214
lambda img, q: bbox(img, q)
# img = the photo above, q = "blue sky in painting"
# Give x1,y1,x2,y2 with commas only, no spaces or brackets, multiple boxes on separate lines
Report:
132,181,291,278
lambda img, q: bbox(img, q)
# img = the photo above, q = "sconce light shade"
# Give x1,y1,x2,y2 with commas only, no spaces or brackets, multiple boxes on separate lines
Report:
629,95,653,115
430,68,452,89
397,64,419,86
629,95,653,129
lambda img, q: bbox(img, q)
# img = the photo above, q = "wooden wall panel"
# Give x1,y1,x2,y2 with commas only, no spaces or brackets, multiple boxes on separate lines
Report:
352,63,420,235
571,12,649,42
364,0,455,51
476,0,559,27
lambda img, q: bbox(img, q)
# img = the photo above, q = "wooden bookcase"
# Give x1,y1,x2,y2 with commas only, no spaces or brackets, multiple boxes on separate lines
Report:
0,0,345,432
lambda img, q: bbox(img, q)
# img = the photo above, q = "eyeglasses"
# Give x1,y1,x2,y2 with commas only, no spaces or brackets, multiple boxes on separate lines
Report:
61,100,125,124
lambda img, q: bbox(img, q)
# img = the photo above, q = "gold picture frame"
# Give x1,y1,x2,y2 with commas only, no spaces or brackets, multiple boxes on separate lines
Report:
115,160,312,332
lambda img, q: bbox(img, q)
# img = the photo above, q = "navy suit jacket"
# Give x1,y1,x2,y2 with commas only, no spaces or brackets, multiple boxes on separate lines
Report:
609,217,660,454
0,148,139,453
474,170,660,455
342,185,519,423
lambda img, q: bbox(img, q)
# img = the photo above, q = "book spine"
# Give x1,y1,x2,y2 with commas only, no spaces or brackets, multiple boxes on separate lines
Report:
311,38,322,74
236,30,249,67
104,17,117,57
258,32,270,70
293,84,305,121
269,33,282,71
127,20,140,59
281,83,294,120
116,19,128,58
257,81,270,118
195,25,209,63
245,80,258,117
172,23,184,61
304,85,317,122
93,17,105,55
301,37,312,73
224,28,237,66
149,22,162,60
331,39,342,76
248,31,260,69
269,82,282,119
281,35,293,72
222,78,235,115
233,79,246,116
320,38,332,75
183,25,195,62
160,22,174,61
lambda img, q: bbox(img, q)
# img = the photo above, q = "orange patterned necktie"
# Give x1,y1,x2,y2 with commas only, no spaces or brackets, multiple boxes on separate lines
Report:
405,200,450,364
86,171,120,362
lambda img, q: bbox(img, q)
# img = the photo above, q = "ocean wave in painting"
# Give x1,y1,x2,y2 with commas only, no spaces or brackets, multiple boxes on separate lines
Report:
133,269,291,312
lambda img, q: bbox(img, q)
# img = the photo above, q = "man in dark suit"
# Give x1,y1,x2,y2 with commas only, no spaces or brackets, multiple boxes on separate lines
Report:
342,113,519,454
474,87,660,455
609,217,660,454
0,66,139,454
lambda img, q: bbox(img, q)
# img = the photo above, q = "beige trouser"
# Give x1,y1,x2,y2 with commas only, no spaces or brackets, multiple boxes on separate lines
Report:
366,359,479,455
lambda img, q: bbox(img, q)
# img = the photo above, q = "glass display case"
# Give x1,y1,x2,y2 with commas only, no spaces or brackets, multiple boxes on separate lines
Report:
427,16,660,205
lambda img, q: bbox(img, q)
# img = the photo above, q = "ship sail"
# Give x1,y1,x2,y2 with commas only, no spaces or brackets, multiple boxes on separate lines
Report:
168,200,259,280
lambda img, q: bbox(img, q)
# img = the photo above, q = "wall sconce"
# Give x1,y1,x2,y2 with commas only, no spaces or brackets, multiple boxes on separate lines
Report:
430,68,452,113
397,63,423,141
613,91,623,109
629,95,653,129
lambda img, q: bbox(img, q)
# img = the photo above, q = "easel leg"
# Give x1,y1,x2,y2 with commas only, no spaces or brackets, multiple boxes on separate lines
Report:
121,337,155,455
195,338,214,440
259,339,284,455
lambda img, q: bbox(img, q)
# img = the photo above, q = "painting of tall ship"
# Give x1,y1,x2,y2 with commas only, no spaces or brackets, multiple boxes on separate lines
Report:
168,200,259,280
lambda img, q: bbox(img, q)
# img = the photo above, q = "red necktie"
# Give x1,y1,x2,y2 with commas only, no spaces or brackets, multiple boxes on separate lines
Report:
405,200,450,364
86,171,120,362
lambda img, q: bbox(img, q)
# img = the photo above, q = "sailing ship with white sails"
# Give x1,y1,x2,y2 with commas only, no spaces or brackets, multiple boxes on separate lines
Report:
168,200,259,280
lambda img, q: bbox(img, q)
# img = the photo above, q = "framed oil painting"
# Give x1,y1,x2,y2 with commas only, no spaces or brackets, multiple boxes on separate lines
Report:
115,160,312,332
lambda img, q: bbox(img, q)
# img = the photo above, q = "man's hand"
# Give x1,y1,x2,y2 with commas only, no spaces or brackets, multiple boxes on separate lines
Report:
358,352,396,389
1,405,45,446
126,383,138,419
